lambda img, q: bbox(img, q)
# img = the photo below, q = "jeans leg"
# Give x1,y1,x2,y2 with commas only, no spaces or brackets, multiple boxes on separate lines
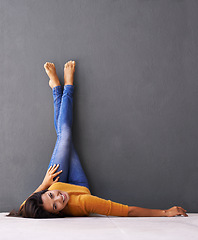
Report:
48,85,89,187
68,143,89,189
52,86,62,134
48,85,74,182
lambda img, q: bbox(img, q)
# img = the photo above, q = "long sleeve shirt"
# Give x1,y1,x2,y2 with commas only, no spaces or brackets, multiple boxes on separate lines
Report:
20,182,129,217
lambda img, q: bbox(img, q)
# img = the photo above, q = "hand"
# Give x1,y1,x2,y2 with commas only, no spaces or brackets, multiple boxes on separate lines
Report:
165,206,188,217
42,164,62,188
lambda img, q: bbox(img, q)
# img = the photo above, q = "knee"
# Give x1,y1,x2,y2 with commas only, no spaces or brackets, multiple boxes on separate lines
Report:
58,124,72,141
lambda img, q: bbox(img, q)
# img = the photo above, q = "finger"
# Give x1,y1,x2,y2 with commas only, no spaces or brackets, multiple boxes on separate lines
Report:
54,176,60,182
182,211,188,217
52,164,57,169
47,166,52,172
177,206,183,212
178,208,187,217
178,207,186,212
50,164,58,171
181,211,188,217
53,170,63,177
52,164,60,172
181,207,187,212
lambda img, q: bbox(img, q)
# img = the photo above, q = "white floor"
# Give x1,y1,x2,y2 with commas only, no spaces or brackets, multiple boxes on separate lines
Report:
1,212,198,240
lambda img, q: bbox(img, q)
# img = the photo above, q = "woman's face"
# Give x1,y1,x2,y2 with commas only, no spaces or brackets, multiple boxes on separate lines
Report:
41,190,69,214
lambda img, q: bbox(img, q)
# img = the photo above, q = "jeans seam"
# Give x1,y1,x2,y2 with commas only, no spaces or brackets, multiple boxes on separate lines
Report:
55,89,59,133
50,134,61,166
53,86,62,134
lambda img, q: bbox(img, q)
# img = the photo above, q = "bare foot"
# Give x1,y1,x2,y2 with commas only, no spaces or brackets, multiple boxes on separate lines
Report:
64,60,76,86
44,62,61,89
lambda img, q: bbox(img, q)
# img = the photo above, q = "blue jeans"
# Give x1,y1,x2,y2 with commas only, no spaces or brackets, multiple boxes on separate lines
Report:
47,85,89,189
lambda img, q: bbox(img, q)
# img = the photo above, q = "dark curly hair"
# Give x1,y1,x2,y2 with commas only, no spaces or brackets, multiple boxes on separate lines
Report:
7,190,65,218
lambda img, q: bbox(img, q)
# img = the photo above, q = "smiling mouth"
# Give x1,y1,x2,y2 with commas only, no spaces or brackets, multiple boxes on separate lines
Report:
60,193,65,203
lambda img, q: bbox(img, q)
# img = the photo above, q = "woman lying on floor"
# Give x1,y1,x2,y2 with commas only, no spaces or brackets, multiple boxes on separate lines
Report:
7,61,188,218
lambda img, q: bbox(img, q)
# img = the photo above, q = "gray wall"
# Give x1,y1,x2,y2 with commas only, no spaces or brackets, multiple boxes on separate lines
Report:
1,0,198,212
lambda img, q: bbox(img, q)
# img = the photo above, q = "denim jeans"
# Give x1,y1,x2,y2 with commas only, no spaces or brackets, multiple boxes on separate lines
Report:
47,85,89,189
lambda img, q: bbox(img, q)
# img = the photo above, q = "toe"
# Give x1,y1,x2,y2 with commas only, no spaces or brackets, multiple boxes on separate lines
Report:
50,63,55,69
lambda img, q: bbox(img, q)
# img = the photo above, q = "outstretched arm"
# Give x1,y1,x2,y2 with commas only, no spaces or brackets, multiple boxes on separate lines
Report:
79,195,188,217
128,206,188,217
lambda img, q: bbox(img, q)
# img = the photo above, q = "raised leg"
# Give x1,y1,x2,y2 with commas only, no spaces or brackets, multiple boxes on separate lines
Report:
48,84,74,182
52,86,89,187
44,61,89,188
52,86,62,134
68,143,89,189
44,62,62,134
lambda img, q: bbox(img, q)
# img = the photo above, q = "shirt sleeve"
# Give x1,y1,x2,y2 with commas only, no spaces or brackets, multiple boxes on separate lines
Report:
79,194,129,217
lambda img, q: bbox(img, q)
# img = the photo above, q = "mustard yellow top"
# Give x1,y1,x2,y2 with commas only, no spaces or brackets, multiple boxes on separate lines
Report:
20,182,129,217
48,182,129,216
